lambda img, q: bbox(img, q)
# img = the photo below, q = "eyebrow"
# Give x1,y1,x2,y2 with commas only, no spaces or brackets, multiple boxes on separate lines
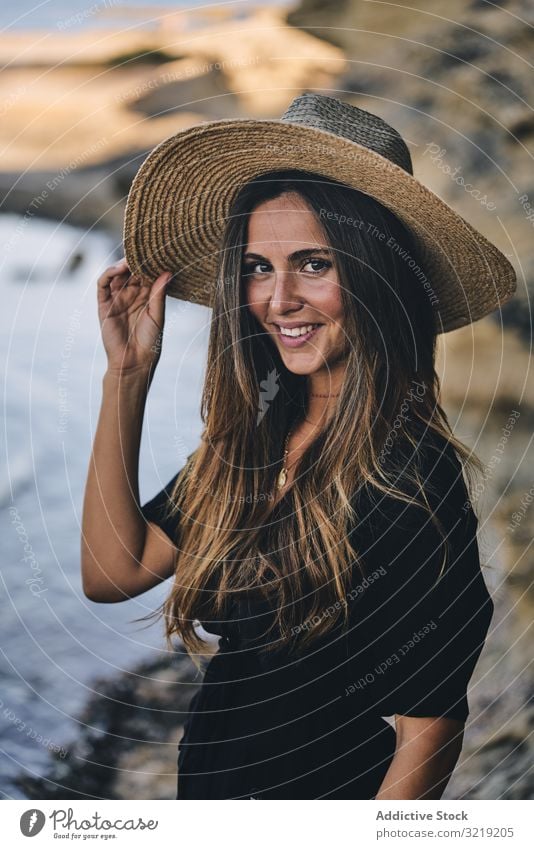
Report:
243,247,332,263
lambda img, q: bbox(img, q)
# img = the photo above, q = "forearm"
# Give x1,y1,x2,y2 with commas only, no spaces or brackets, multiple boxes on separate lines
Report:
375,728,463,800
81,367,153,599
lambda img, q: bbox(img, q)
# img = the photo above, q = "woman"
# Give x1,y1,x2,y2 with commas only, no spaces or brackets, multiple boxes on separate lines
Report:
82,94,515,800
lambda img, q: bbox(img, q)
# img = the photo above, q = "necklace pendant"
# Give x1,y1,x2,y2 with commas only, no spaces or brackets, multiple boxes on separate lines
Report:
276,468,287,490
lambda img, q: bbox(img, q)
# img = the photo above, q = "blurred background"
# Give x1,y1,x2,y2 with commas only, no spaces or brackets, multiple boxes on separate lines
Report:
1,0,533,800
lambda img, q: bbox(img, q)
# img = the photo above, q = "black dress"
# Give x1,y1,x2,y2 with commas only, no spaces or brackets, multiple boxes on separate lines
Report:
140,435,494,799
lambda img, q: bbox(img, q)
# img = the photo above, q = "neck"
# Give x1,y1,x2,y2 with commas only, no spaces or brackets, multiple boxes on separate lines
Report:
305,362,346,425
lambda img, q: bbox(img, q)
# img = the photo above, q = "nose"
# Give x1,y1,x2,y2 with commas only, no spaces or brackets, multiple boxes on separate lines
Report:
270,268,302,312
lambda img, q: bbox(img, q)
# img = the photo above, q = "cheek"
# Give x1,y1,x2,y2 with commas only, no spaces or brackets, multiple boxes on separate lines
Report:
315,282,344,324
244,281,267,312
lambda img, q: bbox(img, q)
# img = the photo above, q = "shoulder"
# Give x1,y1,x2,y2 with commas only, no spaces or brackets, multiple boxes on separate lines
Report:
140,451,197,537
360,429,469,513
348,431,491,626
416,429,468,495
351,430,476,564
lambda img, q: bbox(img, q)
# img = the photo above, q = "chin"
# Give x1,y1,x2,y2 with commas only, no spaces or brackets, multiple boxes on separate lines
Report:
280,357,323,376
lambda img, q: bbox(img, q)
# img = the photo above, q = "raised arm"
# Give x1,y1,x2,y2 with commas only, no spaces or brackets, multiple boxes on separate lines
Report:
81,258,176,603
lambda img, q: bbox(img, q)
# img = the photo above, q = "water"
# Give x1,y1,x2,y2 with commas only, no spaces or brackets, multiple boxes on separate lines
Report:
0,212,212,798
1,0,288,32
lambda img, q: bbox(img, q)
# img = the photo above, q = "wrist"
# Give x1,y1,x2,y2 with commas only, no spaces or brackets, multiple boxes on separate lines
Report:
104,363,155,381
102,365,156,398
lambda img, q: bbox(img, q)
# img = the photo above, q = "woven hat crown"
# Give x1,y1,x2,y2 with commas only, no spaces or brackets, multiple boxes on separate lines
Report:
281,93,414,175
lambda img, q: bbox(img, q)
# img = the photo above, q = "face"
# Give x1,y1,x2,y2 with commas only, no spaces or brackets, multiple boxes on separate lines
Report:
242,192,348,377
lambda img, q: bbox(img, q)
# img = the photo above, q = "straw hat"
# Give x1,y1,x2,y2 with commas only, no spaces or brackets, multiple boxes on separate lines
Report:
123,92,516,333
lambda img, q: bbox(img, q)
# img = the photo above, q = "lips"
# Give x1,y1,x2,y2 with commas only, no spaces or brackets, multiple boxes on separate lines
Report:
272,323,323,348
274,323,323,337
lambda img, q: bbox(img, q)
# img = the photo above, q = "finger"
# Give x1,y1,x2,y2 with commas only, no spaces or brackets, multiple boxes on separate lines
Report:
153,270,173,295
111,256,129,271
97,270,132,307
97,259,130,288
147,271,173,324
151,270,173,301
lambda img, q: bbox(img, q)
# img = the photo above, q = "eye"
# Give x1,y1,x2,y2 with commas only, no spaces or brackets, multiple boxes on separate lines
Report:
242,260,272,277
302,258,332,274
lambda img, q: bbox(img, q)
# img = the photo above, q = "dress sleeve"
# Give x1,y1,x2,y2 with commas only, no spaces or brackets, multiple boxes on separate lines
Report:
140,453,194,544
347,437,494,722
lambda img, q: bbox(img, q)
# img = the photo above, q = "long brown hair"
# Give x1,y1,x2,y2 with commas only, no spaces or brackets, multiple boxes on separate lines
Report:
145,170,484,667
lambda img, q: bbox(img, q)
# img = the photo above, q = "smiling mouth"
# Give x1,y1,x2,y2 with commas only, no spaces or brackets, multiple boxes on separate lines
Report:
273,323,323,338
271,323,324,347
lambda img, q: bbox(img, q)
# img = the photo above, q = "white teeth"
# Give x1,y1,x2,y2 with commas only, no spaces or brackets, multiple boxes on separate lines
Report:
279,324,318,337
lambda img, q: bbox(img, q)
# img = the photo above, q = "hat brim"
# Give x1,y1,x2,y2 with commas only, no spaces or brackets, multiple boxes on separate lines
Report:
123,118,516,333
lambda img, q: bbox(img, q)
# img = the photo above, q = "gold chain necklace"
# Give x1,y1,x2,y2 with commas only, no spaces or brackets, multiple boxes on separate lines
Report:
276,414,336,491
276,394,341,491
310,392,341,398
276,426,294,491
